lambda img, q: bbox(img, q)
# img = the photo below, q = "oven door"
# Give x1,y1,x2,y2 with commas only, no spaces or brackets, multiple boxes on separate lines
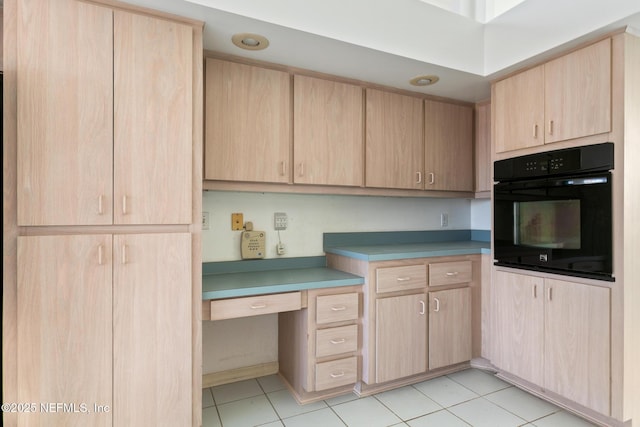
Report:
493,172,613,281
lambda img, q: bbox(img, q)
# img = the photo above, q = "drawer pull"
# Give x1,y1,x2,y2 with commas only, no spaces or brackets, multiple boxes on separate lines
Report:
330,338,346,345
250,303,267,309
396,277,412,282
330,371,345,378
330,305,347,311
445,271,459,276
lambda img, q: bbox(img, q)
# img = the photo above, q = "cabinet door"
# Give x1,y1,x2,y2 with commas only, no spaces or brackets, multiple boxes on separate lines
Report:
429,287,471,370
365,89,424,189
113,233,192,427
205,58,291,184
492,271,544,385
424,100,473,191
544,39,611,144
114,11,193,224
375,293,427,383
544,279,610,415
474,102,492,193
17,235,112,426
493,65,544,154
294,75,364,186
17,0,113,226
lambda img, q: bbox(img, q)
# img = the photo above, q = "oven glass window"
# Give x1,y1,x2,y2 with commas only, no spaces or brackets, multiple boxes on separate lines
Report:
516,200,581,249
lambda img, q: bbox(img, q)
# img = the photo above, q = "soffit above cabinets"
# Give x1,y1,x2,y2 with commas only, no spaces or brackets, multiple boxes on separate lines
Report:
122,0,640,102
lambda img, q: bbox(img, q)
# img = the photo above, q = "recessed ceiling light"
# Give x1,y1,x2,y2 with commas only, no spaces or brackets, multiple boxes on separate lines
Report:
232,33,270,51
410,75,440,86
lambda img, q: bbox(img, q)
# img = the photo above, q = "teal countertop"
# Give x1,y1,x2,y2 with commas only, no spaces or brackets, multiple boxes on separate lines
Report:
202,266,364,300
324,240,491,261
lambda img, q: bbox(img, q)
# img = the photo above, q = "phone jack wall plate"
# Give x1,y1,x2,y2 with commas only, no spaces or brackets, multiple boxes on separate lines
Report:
274,212,288,230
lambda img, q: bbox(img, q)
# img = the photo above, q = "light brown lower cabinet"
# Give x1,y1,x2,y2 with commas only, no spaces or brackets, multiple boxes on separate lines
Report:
492,270,610,415
428,287,471,370
279,286,361,402
375,293,427,383
17,233,192,427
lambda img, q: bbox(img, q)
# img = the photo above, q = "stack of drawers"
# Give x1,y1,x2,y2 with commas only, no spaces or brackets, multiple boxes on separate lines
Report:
312,292,359,391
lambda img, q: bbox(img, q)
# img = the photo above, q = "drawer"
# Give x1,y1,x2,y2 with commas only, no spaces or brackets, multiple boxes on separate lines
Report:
316,293,359,325
376,264,426,293
316,325,358,358
315,356,358,391
209,292,301,321
429,261,472,287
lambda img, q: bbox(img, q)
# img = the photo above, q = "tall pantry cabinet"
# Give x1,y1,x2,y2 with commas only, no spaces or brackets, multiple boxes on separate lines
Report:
3,0,204,426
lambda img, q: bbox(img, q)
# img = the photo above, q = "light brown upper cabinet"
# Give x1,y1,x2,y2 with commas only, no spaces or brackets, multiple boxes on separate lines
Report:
493,38,611,154
365,89,424,190
424,100,473,192
205,58,291,184
474,102,492,193
16,2,193,226
113,11,193,225
293,75,364,186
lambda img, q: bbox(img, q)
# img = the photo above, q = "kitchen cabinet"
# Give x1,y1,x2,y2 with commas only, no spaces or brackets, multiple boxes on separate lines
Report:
293,75,364,186
474,101,492,193
17,0,193,225
8,1,201,426
17,234,113,426
424,100,473,192
427,260,472,370
279,286,361,402
493,39,611,154
492,270,610,415
375,293,427,382
205,58,291,184
365,89,424,190
17,232,192,426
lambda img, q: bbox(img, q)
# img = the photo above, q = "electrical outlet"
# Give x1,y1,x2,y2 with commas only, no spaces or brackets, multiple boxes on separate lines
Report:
441,212,449,227
274,212,288,230
202,212,210,230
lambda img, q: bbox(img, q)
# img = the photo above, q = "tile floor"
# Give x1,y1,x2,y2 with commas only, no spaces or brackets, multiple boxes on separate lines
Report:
202,368,598,427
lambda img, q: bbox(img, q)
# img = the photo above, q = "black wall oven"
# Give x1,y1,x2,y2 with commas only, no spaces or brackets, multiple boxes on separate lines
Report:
493,143,614,281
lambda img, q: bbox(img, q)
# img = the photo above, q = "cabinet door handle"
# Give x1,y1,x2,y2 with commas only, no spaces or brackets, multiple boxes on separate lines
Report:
330,305,347,311
330,338,346,345
445,271,459,277
298,162,304,177
122,195,128,215
121,244,128,264
419,300,426,315
98,195,104,215
533,124,538,138
433,297,440,313
98,244,104,265
428,173,435,185
416,171,422,184
280,161,287,176
330,371,345,378
547,287,553,301
250,303,267,309
533,284,537,298
548,120,554,135
396,277,411,282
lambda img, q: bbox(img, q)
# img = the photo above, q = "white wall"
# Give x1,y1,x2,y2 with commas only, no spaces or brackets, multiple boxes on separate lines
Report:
470,198,491,230
202,191,473,262
202,191,482,375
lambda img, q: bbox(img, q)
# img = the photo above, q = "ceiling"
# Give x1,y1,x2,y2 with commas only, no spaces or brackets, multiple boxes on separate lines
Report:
123,0,640,102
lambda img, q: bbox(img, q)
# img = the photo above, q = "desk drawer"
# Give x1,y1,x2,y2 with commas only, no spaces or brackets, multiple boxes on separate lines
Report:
429,261,472,287
316,325,358,358
315,357,358,391
316,293,359,325
209,292,301,321
376,264,426,293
